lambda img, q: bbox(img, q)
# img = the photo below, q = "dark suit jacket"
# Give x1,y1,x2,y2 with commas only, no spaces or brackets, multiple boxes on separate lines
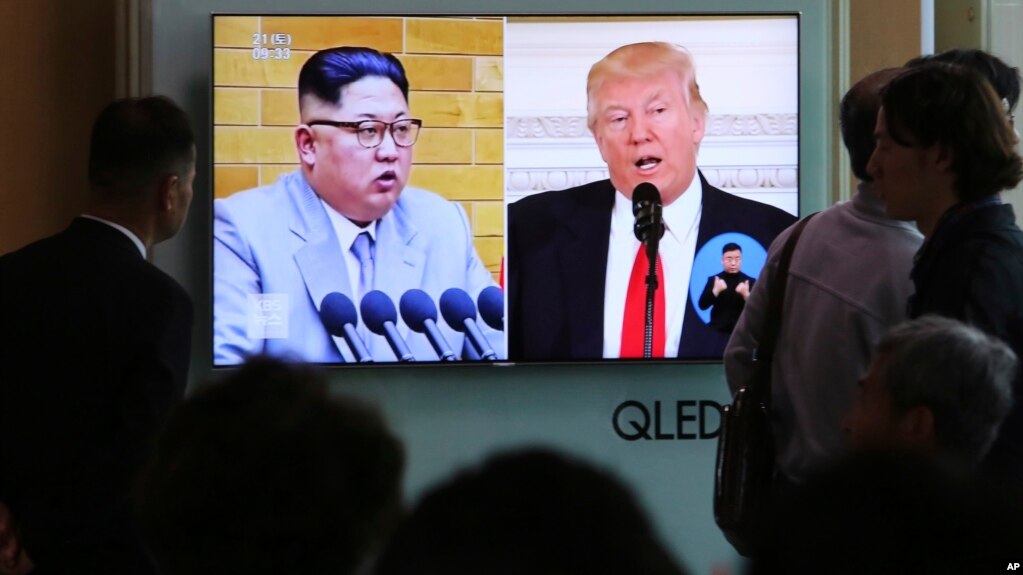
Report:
698,270,755,334
908,202,1023,482
507,174,796,361
0,217,193,573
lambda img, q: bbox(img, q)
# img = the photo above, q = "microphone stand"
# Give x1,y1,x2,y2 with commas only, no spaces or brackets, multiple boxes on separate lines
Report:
644,235,659,359
633,189,664,359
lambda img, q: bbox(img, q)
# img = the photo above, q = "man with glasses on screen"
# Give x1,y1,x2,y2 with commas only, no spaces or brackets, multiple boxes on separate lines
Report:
507,42,795,361
214,46,500,364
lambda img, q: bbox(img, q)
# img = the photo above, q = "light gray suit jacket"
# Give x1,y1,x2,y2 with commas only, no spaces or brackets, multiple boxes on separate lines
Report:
214,170,501,364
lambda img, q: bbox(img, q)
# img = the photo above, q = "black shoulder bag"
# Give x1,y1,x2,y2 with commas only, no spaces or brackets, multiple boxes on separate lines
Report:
714,212,817,557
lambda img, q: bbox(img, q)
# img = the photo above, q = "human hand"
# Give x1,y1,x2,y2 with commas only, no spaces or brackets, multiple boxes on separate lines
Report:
736,280,750,300
712,276,727,296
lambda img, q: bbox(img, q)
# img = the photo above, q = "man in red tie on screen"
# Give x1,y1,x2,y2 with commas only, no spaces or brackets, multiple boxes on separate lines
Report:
507,42,795,361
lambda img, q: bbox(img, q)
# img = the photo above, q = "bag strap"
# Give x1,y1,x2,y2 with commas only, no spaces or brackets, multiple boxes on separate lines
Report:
752,212,819,394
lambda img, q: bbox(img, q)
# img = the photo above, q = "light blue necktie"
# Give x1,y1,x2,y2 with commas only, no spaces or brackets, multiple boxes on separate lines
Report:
351,232,374,338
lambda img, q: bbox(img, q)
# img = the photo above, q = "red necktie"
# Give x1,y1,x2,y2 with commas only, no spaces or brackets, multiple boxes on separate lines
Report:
620,245,665,358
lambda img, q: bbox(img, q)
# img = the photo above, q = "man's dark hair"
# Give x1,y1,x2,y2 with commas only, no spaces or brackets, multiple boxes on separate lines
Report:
840,68,903,182
881,62,1023,201
721,242,742,255
135,357,405,575
374,448,687,575
907,48,1021,114
298,46,409,109
88,96,194,196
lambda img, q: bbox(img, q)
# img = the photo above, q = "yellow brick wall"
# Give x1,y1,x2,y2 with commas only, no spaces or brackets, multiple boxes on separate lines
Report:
213,16,505,280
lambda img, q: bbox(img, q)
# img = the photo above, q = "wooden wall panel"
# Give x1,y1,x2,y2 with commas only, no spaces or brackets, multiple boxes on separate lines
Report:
0,0,117,254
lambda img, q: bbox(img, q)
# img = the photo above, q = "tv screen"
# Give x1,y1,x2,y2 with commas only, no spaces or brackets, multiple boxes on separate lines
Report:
211,13,799,366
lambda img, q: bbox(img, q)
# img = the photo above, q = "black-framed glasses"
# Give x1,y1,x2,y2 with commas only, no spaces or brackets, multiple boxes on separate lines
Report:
307,118,422,148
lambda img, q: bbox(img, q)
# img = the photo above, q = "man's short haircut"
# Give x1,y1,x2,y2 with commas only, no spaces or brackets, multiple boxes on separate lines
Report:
873,315,1016,463
135,357,405,575
374,448,687,575
880,62,1023,201
721,242,742,255
586,42,708,132
298,46,409,111
840,68,902,182
88,96,194,196
907,48,1021,114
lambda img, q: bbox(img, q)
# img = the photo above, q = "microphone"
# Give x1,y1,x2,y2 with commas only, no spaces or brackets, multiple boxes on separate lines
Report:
632,182,665,248
400,289,456,361
477,286,504,331
319,292,373,363
439,288,497,360
361,290,415,362
632,182,664,359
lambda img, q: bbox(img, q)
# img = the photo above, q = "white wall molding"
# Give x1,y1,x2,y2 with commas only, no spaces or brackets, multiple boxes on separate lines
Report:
506,113,799,216
114,0,152,97
507,113,798,139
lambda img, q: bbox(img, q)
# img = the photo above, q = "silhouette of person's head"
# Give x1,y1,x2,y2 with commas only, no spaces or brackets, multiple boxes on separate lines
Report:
88,95,196,245
375,448,687,575
840,67,903,183
135,357,404,575
907,48,1020,120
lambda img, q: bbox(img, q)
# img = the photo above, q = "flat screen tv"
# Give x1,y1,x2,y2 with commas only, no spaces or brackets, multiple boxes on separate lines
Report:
211,13,799,366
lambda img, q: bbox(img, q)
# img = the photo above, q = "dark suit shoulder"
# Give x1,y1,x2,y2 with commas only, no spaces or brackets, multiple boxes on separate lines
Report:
703,182,795,226
698,178,797,248
510,180,616,221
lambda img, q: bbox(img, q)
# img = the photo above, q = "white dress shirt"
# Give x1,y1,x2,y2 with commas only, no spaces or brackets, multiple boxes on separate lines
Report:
602,174,702,358
321,198,378,303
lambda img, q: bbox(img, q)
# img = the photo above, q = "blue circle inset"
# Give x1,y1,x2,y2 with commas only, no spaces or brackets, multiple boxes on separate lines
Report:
689,233,768,324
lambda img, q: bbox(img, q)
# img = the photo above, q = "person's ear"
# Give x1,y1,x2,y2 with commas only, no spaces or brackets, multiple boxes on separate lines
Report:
296,125,317,167
691,108,706,145
157,173,180,213
899,405,936,446
933,144,954,173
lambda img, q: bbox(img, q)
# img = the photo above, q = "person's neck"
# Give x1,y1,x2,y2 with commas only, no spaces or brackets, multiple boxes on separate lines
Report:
84,203,155,252
661,171,698,206
917,187,960,239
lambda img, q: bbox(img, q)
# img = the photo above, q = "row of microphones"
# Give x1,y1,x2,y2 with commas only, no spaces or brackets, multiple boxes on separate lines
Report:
318,287,504,363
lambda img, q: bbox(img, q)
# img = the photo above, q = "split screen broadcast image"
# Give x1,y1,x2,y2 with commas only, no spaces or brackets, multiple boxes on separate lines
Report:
211,14,799,366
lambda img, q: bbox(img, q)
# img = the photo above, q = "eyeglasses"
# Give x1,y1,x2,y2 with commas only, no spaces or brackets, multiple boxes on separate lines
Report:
307,118,422,148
